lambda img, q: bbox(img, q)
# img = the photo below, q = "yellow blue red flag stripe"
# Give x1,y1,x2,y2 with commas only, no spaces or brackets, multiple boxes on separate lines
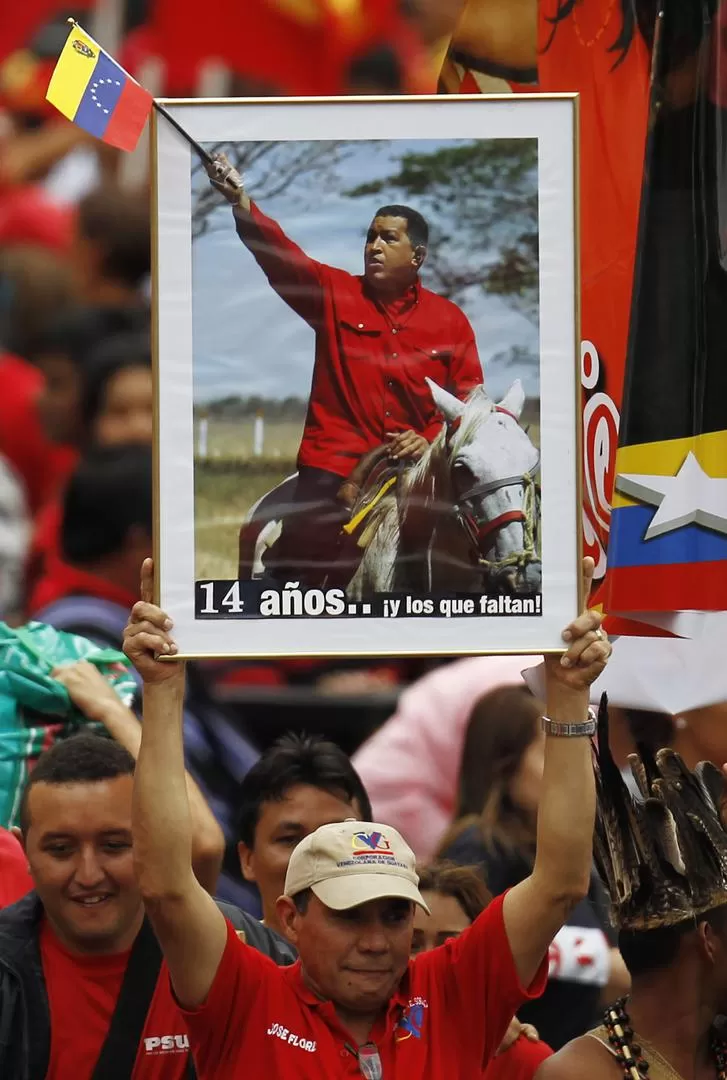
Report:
46,25,152,152
607,431,727,611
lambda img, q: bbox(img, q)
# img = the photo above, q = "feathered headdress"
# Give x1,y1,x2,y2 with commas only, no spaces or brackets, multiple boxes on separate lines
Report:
594,696,727,931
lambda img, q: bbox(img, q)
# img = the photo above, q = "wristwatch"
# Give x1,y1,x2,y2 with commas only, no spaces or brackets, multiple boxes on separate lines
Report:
541,708,597,737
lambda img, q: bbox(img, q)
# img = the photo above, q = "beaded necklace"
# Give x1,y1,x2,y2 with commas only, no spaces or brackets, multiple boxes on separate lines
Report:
602,998,727,1079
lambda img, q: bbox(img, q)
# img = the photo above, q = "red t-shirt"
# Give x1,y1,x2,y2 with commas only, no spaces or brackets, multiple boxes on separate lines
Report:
484,1035,553,1079
40,920,191,1079
181,891,547,1078
0,827,32,908
234,204,483,478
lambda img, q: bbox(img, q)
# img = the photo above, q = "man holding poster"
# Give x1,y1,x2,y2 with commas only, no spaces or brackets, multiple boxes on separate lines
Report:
206,154,484,585
125,556,610,1080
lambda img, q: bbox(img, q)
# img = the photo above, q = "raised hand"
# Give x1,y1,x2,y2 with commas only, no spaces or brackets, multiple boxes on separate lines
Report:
205,152,248,209
545,556,611,694
496,1017,540,1055
52,660,124,723
123,558,183,684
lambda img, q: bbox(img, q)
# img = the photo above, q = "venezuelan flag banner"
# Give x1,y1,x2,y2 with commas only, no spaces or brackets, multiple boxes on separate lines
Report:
436,1,652,609
605,0,727,622
609,433,727,612
46,23,152,152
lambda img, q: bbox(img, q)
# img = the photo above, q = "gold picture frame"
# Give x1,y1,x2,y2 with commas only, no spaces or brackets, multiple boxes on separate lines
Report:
151,93,581,658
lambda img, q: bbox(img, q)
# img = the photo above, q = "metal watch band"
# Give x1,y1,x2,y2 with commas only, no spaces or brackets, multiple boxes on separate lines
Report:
541,708,597,738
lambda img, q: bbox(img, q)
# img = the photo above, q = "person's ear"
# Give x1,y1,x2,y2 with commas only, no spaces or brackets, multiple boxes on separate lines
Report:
237,840,257,883
11,825,26,854
701,918,724,965
276,896,301,945
413,245,427,268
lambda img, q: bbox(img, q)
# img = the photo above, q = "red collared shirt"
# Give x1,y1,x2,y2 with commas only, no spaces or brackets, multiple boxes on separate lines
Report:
181,892,547,1079
234,204,484,477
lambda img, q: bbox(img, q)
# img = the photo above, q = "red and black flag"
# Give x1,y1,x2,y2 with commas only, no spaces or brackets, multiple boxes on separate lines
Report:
605,0,727,623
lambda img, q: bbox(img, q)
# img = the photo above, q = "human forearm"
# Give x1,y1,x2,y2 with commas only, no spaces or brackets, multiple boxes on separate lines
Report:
119,689,223,891
184,772,225,893
124,561,230,1008
133,674,194,900
502,577,610,986
231,200,324,321
94,698,143,756
533,685,595,908
232,191,252,216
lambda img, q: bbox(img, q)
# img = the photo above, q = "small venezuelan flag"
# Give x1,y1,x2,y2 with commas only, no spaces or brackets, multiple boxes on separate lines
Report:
46,23,152,152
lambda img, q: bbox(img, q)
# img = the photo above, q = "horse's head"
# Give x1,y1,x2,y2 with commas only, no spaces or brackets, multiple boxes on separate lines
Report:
426,378,541,596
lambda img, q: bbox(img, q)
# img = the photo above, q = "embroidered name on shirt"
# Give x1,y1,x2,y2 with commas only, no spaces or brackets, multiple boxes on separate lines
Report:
267,1022,317,1052
396,998,429,1042
143,1034,190,1054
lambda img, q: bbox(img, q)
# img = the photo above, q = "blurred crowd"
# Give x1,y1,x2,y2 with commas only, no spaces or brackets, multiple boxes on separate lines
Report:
2,3,727,1080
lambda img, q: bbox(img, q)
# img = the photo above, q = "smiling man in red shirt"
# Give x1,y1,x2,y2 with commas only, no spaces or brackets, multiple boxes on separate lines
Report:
125,555,611,1080
207,154,483,582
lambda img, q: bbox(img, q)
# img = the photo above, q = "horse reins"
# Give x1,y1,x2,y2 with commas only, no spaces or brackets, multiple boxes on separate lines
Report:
452,424,541,574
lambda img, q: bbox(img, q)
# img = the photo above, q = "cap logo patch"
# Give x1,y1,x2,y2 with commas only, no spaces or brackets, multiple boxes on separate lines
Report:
352,831,393,856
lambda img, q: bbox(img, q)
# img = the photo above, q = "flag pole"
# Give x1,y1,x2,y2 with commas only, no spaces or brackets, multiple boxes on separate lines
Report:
63,17,222,173
151,101,216,167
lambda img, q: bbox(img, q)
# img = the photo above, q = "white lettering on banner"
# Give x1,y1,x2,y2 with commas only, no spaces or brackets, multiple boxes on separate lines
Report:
581,339,621,579
266,1022,317,1052
478,595,540,614
143,1034,190,1054
259,583,346,618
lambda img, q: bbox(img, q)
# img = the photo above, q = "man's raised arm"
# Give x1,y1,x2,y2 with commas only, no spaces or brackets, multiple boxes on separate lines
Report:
205,153,325,325
123,559,228,1009
503,557,611,987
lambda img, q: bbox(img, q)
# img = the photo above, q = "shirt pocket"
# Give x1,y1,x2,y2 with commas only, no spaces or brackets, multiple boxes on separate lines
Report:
337,318,382,365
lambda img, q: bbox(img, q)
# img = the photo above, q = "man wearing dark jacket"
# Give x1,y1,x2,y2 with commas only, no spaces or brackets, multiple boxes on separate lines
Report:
0,733,294,1080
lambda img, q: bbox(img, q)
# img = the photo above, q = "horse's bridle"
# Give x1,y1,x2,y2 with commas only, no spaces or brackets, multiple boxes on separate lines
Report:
451,409,541,577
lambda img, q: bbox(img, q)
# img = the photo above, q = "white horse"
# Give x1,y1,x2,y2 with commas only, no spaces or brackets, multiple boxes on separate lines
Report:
346,378,541,599
238,378,541,596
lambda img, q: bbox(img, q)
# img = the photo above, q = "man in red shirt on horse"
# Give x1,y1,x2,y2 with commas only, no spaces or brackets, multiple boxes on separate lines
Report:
207,154,483,584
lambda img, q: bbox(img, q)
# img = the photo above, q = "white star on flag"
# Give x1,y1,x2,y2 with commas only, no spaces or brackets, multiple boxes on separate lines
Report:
616,451,727,539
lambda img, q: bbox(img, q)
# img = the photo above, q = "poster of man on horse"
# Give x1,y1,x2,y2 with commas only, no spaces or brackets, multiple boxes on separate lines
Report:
152,97,580,657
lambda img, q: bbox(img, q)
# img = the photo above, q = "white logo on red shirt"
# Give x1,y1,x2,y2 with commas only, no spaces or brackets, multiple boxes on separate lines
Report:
143,1034,190,1054
267,1022,317,1052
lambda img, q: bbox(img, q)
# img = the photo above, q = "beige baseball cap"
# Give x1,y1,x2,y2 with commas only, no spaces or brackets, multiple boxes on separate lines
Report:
284,819,430,913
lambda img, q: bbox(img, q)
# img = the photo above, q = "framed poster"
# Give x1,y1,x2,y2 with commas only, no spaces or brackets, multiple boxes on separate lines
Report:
152,94,580,658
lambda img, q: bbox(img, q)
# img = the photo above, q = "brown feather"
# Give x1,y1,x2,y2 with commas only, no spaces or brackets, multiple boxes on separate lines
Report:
593,706,727,930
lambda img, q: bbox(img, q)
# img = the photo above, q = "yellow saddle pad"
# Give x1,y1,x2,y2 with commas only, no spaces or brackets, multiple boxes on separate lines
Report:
342,475,397,544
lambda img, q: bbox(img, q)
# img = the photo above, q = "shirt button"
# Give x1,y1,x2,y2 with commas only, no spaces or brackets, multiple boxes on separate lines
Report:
357,323,364,329
388,380,394,387
432,349,438,356
385,410,391,417
391,328,398,334
391,352,398,359
340,1049,347,1058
